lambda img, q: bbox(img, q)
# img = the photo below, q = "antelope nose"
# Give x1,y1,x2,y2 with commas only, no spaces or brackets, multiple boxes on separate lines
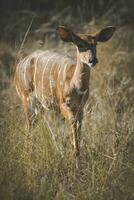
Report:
89,58,98,66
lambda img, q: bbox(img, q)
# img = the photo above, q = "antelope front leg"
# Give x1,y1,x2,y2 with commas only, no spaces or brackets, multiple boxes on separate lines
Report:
60,103,82,159
71,111,83,159
71,120,80,157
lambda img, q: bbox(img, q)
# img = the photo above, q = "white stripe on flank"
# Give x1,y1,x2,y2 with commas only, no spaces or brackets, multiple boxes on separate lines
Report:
57,56,66,84
16,85,21,97
42,54,57,102
24,59,29,88
63,63,68,82
49,55,60,101
57,66,62,82
34,51,48,97
17,60,23,89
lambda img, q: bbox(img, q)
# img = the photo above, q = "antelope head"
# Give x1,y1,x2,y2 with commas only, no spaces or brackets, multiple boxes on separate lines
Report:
56,26,116,67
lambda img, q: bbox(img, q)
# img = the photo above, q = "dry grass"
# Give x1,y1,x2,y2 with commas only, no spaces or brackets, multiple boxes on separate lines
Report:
0,21,134,200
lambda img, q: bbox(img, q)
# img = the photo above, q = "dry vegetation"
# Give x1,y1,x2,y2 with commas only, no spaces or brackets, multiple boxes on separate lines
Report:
0,2,134,200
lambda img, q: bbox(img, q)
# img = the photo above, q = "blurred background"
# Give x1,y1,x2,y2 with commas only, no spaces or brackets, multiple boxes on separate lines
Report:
0,1,134,200
0,0,133,43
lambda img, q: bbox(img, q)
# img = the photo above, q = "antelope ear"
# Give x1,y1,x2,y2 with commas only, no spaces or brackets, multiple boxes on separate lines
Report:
56,26,88,48
95,26,116,42
56,26,73,42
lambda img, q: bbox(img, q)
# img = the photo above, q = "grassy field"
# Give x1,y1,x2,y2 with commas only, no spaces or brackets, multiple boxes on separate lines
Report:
0,16,134,200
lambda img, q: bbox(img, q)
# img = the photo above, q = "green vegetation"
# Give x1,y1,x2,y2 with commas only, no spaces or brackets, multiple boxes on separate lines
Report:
0,1,134,199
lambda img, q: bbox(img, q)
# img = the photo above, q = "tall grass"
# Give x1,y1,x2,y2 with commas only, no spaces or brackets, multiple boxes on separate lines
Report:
0,22,134,200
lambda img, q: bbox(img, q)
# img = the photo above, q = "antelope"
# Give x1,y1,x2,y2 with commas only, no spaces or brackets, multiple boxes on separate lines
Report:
15,26,116,159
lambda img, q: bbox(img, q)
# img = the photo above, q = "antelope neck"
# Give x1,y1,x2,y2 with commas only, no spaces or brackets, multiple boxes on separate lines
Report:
71,50,90,90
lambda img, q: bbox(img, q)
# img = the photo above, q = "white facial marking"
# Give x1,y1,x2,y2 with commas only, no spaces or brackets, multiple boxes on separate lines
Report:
87,62,93,68
79,49,96,68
